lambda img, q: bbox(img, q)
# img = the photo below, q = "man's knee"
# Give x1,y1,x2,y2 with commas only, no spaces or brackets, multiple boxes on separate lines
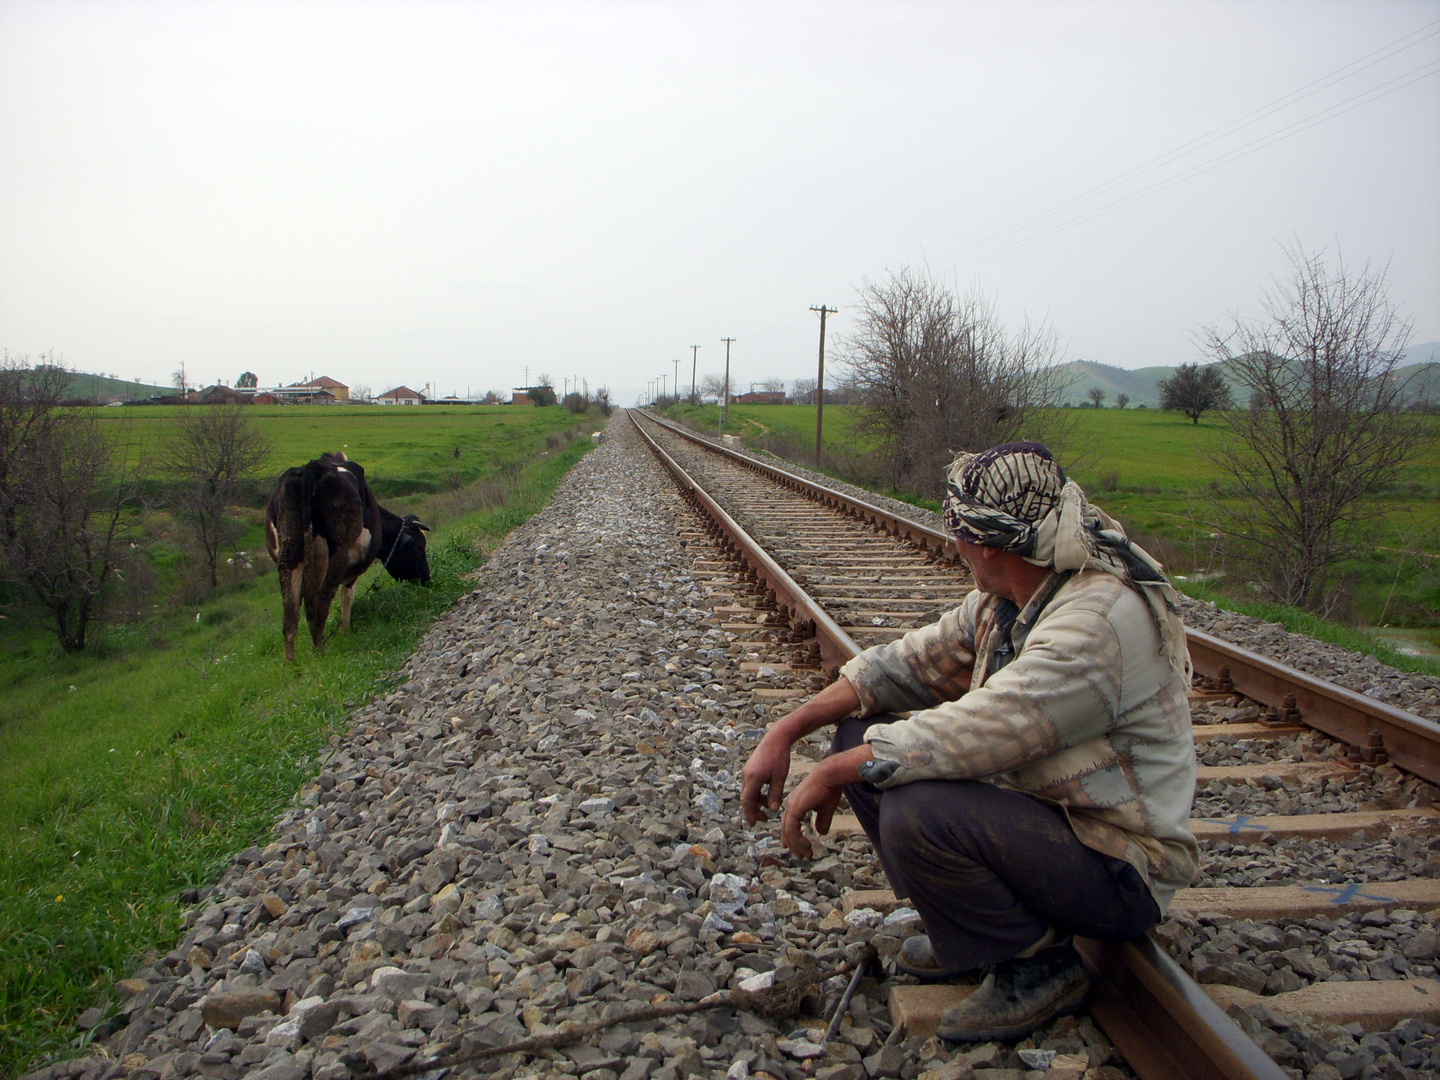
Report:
876,780,983,860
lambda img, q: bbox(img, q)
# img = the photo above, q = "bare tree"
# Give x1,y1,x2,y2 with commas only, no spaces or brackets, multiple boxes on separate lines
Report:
1204,246,1424,612
789,377,817,404
699,372,733,404
164,405,272,590
1087,386,1107,408
1159,362,1232,423
594,386,613,416
2,405,144,652
0,352,70,544
759,376,786,395
1115,393,1130,409
841,267,1072,497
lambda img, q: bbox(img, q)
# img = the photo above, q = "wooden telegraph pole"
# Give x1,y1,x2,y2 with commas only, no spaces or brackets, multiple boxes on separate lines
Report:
690,346,700,402
810,305,836,468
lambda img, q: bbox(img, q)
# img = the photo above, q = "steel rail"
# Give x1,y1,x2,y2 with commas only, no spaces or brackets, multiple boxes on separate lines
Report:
628,412,861,671
635,410,1440,777
628,411,1286,1080
1187,628,1440,787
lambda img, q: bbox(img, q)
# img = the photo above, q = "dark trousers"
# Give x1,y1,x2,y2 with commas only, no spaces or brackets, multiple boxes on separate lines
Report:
834,714,1161,970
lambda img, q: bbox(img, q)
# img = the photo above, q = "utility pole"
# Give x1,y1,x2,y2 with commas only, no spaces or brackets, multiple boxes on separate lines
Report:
673,358,680,400
810,305,837,468
690,345,700,403
660,374,667,402
720,337,735,429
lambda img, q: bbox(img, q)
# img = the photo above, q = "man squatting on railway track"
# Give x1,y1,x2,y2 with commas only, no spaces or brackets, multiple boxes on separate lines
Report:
741,441,1199,1042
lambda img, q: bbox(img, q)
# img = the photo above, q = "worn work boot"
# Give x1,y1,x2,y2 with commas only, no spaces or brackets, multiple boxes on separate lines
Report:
895,934,974,983
935,941,1090,1042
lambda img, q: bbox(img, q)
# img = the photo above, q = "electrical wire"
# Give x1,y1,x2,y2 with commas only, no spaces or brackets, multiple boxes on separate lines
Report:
935,20,1440,270
949,56,1440,269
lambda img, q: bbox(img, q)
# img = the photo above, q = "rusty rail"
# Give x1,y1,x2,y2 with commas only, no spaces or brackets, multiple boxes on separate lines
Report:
629,412,861,671
1187,628,1440,786
629,410,1288,1080
635,410,1440,775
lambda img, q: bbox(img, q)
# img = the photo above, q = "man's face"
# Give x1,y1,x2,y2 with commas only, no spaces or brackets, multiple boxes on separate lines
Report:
955,538,1007,596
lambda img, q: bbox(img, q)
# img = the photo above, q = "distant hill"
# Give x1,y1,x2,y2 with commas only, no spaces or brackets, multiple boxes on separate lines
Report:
1403,340,1440,366
1056,360,1244,408
1058,348,1438,409
1394,361,1439,406
12,366,171,403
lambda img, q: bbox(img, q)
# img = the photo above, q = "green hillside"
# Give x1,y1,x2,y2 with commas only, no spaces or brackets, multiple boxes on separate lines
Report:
13,366,171,402
1059,354,1436,409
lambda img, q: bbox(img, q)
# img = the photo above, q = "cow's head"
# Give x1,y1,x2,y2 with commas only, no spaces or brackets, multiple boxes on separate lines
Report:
384,514,431,584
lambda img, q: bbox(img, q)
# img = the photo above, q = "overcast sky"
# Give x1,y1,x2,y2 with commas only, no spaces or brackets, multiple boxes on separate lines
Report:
2,1,1437,404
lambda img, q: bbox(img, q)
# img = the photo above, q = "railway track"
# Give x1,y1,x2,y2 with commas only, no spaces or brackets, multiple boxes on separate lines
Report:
628,408,1440,1080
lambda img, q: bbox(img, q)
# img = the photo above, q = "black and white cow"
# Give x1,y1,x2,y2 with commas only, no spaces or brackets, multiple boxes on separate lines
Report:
264,452,430,661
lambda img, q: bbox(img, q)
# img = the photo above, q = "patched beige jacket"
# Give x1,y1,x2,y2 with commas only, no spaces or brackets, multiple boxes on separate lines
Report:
839,568,1198,910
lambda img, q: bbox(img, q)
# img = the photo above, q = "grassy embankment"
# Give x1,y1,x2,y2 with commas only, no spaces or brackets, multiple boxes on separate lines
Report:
0,404,601,1075
664,402,1440,670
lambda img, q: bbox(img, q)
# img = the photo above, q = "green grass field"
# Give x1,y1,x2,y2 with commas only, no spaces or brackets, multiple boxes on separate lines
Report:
664,402,1440,638
101,403,599,496
0,404,600,1074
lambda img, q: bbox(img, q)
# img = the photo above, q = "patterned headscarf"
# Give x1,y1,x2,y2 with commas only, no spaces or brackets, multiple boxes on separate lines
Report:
943,442,1191,681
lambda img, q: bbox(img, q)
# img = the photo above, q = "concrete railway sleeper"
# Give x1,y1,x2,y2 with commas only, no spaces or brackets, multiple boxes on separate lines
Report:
630,410,1440,1080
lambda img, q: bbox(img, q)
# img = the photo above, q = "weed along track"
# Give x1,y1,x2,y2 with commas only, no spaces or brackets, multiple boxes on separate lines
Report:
40,411,1440,1080
629,409,1440,1080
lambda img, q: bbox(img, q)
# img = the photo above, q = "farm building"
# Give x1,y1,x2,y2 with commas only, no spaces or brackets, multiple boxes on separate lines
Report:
199,385,250,405
732,390,786,405
378,385,425,405
256,376,348,404
294,375,350,402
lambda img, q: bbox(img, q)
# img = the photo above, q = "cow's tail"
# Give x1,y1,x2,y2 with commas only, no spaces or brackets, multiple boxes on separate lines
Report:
298,458,330,540
303,533,329,617
271,469,308,569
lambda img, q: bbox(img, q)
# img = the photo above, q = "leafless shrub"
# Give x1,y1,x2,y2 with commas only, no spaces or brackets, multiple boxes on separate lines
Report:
163,405,272,591
0,352,70,544
841,267,1075,498
699,373,732,405
2,403,147,652
1204,245,1425,612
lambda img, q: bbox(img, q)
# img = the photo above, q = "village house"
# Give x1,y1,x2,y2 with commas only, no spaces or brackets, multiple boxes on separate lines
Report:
378,385,425,406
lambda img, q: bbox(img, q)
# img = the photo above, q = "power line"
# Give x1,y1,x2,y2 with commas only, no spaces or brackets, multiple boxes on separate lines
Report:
936,23,1440,271
951,55,1440,269
939,20,1440,267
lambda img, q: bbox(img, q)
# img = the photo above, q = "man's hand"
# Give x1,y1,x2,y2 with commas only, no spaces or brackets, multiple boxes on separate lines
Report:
779,743,875,859
739,676,861,827
741,732,791,825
